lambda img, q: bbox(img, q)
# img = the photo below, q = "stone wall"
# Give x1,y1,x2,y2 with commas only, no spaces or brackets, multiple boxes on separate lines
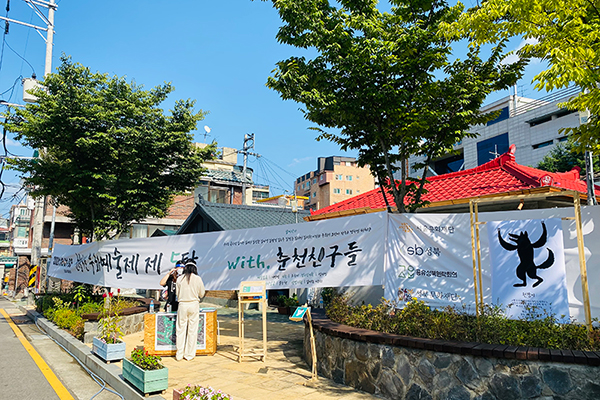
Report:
83,311,146,343
305,312,600,399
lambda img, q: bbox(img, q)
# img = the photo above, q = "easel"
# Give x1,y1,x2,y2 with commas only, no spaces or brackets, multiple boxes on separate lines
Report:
237,281,267,362
290,305,317,382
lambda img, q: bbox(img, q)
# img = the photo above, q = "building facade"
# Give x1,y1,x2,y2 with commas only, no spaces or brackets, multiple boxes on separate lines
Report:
194,143,269,206
295,156,376,211
407,87,583,177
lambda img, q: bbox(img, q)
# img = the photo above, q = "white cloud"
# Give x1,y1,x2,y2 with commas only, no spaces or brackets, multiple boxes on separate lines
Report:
501,37,541,65
287,156,312,167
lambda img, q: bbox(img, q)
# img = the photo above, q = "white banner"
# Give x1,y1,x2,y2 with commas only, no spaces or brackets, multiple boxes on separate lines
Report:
49,212,387,290
488,218,569,321
385,213,476,308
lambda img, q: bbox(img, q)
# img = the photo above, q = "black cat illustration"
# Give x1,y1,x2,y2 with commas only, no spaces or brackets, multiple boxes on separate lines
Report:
497,221,555,288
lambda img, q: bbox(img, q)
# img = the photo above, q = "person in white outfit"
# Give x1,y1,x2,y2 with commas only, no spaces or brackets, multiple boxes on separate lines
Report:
175,260,205,361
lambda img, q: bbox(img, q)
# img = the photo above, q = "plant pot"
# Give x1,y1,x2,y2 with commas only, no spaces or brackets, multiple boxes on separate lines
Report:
122,358,168,394
92,337,126,362
173,389,183,400
277,306,290,315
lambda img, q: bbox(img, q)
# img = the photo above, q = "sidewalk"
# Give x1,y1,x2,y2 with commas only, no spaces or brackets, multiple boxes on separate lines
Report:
110,305,382,400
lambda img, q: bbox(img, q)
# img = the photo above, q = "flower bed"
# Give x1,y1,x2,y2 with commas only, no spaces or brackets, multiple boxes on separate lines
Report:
327,296,600,351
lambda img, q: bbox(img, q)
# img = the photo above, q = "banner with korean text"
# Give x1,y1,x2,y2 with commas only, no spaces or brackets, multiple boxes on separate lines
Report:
488,218,569,321
48,212,387,290
384,213,477,308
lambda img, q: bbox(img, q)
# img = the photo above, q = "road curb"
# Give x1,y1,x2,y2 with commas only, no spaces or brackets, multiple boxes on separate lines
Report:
18,305,166,400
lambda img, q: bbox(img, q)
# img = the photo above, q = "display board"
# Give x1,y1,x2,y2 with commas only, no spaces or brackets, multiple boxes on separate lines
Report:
144,310,217,356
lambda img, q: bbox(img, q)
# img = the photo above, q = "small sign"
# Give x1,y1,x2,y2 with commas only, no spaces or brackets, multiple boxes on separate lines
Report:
290,306,309,321
239,281,266,298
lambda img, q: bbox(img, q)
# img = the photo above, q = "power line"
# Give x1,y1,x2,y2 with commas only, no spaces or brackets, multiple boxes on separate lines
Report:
5,39,35,76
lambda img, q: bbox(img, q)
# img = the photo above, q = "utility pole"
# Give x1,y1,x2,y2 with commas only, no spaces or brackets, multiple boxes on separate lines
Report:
585,151,597,205
0,0,57,295
239,133,258,205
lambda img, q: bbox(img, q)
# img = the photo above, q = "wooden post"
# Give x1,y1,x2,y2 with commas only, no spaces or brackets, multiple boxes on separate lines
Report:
306,308,317,382
475,203,484,309
573,193,593,330
469,200,480,315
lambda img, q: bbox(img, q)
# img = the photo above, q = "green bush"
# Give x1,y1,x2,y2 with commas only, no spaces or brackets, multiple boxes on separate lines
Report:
326,296,600,351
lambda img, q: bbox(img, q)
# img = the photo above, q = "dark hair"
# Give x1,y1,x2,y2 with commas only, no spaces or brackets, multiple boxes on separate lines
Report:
184,261,197,282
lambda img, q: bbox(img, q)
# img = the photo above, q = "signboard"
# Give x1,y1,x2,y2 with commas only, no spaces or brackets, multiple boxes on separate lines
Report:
154,312,206,351
289,306,309,321
48,212,387,290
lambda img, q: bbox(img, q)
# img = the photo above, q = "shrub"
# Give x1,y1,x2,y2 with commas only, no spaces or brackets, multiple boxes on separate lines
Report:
325,296,600,351
130,348,164,370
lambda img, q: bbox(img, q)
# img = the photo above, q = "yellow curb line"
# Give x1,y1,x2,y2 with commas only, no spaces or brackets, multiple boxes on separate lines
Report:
0,308,74,400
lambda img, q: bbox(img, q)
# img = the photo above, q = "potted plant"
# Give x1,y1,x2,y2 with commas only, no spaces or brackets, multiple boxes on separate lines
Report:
92,291,126,362
276,294,299,315
173,384,231,400
122,347,168,395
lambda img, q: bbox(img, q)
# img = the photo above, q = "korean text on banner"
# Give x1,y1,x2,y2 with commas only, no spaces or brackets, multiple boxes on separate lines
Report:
385,213,476,308
48,212,387,290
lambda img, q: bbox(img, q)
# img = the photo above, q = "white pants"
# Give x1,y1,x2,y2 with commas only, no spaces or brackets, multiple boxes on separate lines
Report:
176,301,199,360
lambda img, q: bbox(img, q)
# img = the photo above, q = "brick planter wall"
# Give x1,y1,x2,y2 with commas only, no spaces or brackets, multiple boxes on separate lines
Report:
305,310,600,399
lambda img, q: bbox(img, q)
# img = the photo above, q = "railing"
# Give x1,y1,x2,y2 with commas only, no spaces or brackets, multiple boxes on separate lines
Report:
13,238,28,248
511,86,580,116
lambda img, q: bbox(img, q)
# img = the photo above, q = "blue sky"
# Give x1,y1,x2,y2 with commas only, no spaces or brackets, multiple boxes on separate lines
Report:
0,0,548,219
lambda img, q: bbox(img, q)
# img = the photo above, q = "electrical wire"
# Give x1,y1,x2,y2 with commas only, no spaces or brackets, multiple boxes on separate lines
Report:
5,40,35,76
33,317,125,400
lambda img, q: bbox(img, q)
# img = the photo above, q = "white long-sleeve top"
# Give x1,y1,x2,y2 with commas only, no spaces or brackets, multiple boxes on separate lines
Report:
175,273,205,302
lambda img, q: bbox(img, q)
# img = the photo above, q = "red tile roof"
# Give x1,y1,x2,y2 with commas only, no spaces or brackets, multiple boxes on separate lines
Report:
311,145,596,216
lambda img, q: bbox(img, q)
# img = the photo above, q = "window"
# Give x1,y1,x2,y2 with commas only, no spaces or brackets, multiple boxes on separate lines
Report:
557,136,569,143
131,224,148,238
313,178,316,184
313,192,317,198
346,175,353,181
357,190,360,193
356,176,360,179
533,140,553,149
333,188,341,194
346,189,353,195
16,226,29,238
434,153,464,174
335,174,342,180
486,106,509,126
320,175,325,181
476,133,509,165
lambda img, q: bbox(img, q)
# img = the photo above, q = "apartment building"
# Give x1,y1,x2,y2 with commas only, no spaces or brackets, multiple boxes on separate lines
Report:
406,87,583,177
295,156,376,211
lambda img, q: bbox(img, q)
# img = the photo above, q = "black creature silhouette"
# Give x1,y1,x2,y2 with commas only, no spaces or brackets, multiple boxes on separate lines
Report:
497,222,555,288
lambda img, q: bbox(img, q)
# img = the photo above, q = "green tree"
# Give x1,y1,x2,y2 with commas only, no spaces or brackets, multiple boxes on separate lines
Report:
5,56,214,239
452,0,600,152
536,141,599,176
266,0,524,212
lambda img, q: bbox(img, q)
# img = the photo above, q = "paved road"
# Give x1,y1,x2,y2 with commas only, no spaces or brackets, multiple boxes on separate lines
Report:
0,296,122,400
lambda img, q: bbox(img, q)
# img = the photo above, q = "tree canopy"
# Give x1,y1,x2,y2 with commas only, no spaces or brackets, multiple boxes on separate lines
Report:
266,0,524,212
5,56,215,239
536,141,599,176
452,0,600,152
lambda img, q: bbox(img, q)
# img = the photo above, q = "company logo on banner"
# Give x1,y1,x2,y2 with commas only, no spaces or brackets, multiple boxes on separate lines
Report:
385,213,476,308
487,218,569,320
48,212,387,290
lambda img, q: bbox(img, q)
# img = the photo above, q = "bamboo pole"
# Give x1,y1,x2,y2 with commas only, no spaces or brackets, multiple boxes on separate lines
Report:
573,193,593,330
469,200,480,315
475,203,484,309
